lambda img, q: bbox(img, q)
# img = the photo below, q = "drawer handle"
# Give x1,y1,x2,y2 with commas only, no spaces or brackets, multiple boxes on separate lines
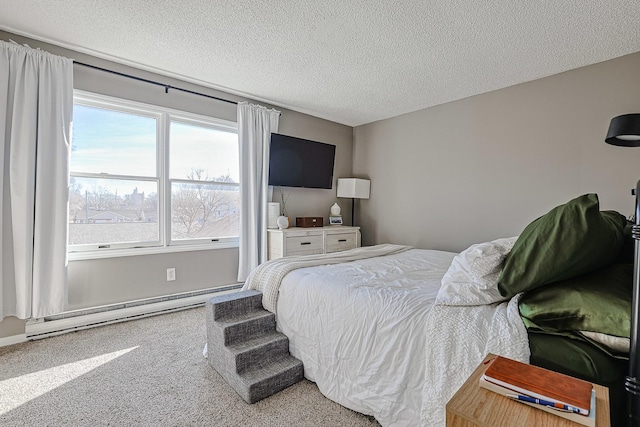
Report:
338,239,347,242
300,242,312,245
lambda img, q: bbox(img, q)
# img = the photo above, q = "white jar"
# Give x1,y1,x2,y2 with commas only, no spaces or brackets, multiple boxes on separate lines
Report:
277,216,290,229
330,203,341,216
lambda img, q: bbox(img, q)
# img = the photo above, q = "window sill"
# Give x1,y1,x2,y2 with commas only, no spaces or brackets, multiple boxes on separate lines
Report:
68,241,239,261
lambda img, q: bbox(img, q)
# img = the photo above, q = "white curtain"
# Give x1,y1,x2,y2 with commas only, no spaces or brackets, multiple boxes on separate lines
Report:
237,102,280,282
0,41,73,320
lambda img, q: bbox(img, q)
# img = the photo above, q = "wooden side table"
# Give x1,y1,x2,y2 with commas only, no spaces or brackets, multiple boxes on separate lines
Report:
446,353,610,427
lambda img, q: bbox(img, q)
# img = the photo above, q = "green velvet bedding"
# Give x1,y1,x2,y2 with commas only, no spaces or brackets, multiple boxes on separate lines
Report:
498,194,626,298
519,263,633,340
528,331,627,427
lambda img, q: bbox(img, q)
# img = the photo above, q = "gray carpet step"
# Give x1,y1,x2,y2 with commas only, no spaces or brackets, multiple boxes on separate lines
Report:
209,290,263,321
213,309,276,346
234,355,304,404
205,290,304,404
228,331,290,374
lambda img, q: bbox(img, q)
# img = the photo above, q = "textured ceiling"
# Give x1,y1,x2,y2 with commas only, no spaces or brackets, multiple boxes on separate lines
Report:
1,1,639,126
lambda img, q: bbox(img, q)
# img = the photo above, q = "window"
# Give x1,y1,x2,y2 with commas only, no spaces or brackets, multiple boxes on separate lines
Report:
69,91,239,256
169,120,240,241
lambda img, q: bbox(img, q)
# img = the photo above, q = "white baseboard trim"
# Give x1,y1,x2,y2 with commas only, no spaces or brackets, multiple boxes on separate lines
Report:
0,333,27,347
25,286,242,340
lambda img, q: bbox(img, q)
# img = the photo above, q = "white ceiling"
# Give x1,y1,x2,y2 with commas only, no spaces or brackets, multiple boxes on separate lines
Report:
1,1,639,126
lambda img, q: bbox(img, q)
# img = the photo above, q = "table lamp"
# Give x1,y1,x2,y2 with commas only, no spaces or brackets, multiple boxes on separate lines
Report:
337,178,370,226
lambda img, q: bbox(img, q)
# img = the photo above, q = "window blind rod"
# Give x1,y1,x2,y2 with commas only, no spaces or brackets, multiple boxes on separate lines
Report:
73,61,238,105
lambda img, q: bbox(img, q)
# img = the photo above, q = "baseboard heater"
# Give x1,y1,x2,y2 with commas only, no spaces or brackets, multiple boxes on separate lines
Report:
25,284,243,340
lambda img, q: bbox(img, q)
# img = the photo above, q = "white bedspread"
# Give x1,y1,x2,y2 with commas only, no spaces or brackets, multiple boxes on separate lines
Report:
244,244,412,313
251,242,530,427
421,295,529,426
421,236,530,426
276,248,457,426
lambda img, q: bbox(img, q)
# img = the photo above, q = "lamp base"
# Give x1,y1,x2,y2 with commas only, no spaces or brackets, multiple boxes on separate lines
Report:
351,198,355,226
629,183,640,427
626,375,640,426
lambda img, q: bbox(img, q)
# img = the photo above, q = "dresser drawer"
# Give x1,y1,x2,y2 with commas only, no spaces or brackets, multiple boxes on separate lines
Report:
285,235,324,256
325,232,357,253
267,226,360,260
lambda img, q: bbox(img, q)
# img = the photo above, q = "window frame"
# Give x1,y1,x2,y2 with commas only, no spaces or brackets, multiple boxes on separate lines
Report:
166,114,241,246
69,90,239,260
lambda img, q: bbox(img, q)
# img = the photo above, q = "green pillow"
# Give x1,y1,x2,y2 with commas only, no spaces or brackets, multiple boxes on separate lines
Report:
498,194,626,297
519,263,632,338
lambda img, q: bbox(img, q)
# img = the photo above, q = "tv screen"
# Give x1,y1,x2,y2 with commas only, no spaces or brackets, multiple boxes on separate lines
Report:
268,133,336,189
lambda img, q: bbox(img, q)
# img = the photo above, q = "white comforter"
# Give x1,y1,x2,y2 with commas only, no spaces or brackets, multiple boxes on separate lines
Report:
276,249,456,426
258,240,530,426
244,244,412,313
421,236,530,426
421,296,529,426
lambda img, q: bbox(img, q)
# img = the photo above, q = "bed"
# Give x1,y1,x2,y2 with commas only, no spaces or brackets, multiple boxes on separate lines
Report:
243,193,631,426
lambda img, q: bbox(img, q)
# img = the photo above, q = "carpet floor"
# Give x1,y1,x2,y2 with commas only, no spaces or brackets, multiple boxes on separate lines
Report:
0,307,380,426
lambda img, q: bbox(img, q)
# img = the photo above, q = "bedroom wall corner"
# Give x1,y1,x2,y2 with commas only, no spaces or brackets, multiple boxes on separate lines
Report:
272,111,353,223
353,52,640,251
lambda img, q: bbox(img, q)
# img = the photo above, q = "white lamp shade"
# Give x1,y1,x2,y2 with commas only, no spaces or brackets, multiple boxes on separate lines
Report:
337,178,370,199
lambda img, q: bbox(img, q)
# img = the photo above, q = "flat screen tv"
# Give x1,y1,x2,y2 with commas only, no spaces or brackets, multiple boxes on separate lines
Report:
268,133,336,189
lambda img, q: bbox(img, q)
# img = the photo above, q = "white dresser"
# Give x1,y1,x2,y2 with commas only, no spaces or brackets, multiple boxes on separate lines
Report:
267,226,361,260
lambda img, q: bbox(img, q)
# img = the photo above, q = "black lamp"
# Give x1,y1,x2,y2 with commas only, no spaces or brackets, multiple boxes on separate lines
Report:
605,113,640,426
606,114,640,146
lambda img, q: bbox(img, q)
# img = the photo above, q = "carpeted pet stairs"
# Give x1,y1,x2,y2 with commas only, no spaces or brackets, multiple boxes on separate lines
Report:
205,290,303,403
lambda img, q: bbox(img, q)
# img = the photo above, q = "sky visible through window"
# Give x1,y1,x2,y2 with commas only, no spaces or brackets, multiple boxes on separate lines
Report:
170,121,239,182
72,105,157,179
72,104,239,191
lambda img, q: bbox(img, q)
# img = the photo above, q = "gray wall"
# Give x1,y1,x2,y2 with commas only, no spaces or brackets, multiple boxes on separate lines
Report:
0,30,352,337
353,52,640,252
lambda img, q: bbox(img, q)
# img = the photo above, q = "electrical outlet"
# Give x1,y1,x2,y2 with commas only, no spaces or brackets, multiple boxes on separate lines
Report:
166,268,176,281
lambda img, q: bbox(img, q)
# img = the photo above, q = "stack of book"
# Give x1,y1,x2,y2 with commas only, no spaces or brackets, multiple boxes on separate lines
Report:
479,355,596,427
